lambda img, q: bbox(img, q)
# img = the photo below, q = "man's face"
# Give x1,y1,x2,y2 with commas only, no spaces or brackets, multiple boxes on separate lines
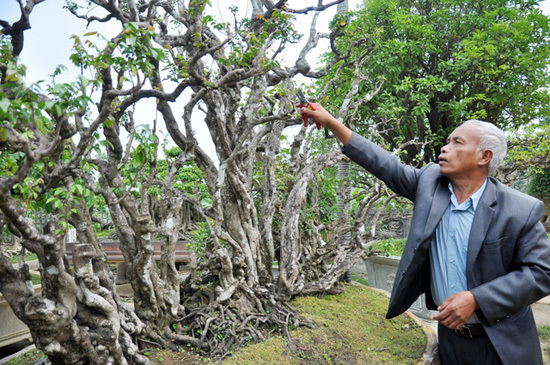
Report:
438,123,484,179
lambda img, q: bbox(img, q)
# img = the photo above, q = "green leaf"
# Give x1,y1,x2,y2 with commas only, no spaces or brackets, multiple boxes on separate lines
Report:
150,48,165,61
72,183,84,195
0,98,9,113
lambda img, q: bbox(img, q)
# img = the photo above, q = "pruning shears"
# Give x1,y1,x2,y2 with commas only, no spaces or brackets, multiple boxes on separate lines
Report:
296,90,329,138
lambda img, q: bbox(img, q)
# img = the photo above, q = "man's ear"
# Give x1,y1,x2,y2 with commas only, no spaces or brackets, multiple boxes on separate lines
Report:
478,149,493,168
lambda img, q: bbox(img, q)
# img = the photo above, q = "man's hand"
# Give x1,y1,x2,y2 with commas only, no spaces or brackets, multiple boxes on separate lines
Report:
297,103,352,146
433,291,478,330
297,103,336,129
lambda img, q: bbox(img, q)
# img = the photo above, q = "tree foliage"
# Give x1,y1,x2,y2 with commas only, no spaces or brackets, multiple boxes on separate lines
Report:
529,168,550,200
317,0,550,164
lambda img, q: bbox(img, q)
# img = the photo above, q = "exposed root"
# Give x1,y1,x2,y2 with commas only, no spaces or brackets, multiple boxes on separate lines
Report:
166,283,313,362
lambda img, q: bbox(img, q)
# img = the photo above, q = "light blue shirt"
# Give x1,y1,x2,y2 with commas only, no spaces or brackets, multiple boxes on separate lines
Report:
429,180,487,307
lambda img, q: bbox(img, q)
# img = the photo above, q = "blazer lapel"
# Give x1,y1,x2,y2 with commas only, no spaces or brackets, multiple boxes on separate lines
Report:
422,181,450,240
467,179,497,283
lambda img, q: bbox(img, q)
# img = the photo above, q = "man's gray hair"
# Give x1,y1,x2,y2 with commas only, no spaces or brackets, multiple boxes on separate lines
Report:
462,119,507,175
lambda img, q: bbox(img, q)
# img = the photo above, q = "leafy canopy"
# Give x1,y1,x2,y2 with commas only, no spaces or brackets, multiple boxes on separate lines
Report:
318,0,550,164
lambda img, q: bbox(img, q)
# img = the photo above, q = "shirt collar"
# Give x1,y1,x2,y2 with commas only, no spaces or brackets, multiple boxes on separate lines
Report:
448,179,488,211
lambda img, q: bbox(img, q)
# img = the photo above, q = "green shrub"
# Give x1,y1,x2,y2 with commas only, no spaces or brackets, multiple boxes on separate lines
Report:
371,238,406,256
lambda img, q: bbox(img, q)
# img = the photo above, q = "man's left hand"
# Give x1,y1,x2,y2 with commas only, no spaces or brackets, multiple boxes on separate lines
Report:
433,291,478,330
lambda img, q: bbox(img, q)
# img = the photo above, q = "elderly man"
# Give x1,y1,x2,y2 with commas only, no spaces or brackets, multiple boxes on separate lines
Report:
299,103,550,364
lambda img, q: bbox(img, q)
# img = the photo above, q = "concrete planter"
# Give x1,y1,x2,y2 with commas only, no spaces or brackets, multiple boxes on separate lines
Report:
0,285,41,348
364,255,438,320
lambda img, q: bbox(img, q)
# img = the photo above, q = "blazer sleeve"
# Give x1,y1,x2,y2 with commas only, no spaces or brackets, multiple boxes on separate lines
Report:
342,132,423,201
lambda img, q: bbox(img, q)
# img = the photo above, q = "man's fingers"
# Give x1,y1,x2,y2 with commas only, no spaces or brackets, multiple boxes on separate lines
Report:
433,291,478,330
434,309,463,329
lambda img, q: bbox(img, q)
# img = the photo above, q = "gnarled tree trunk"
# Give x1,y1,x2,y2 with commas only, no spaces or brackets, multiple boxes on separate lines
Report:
0,0,404,363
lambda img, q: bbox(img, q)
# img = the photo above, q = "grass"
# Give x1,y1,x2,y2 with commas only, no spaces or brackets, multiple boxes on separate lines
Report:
31,274,41,285
221,284,426,364
7,253,38,264
538,325,550,341
350,274,369,286
539,325,550,361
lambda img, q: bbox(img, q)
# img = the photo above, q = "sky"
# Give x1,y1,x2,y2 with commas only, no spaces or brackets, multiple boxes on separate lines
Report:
2,0,550,159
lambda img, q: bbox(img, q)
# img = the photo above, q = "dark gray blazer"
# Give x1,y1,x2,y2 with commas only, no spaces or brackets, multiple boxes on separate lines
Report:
343,132,550,365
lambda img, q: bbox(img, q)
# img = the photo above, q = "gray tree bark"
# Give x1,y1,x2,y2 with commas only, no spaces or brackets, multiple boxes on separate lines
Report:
0,0,404,363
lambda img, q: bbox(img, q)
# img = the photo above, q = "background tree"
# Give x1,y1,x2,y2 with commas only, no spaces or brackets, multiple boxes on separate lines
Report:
497,123,550,188
308,0,550,257
317,0,550,165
